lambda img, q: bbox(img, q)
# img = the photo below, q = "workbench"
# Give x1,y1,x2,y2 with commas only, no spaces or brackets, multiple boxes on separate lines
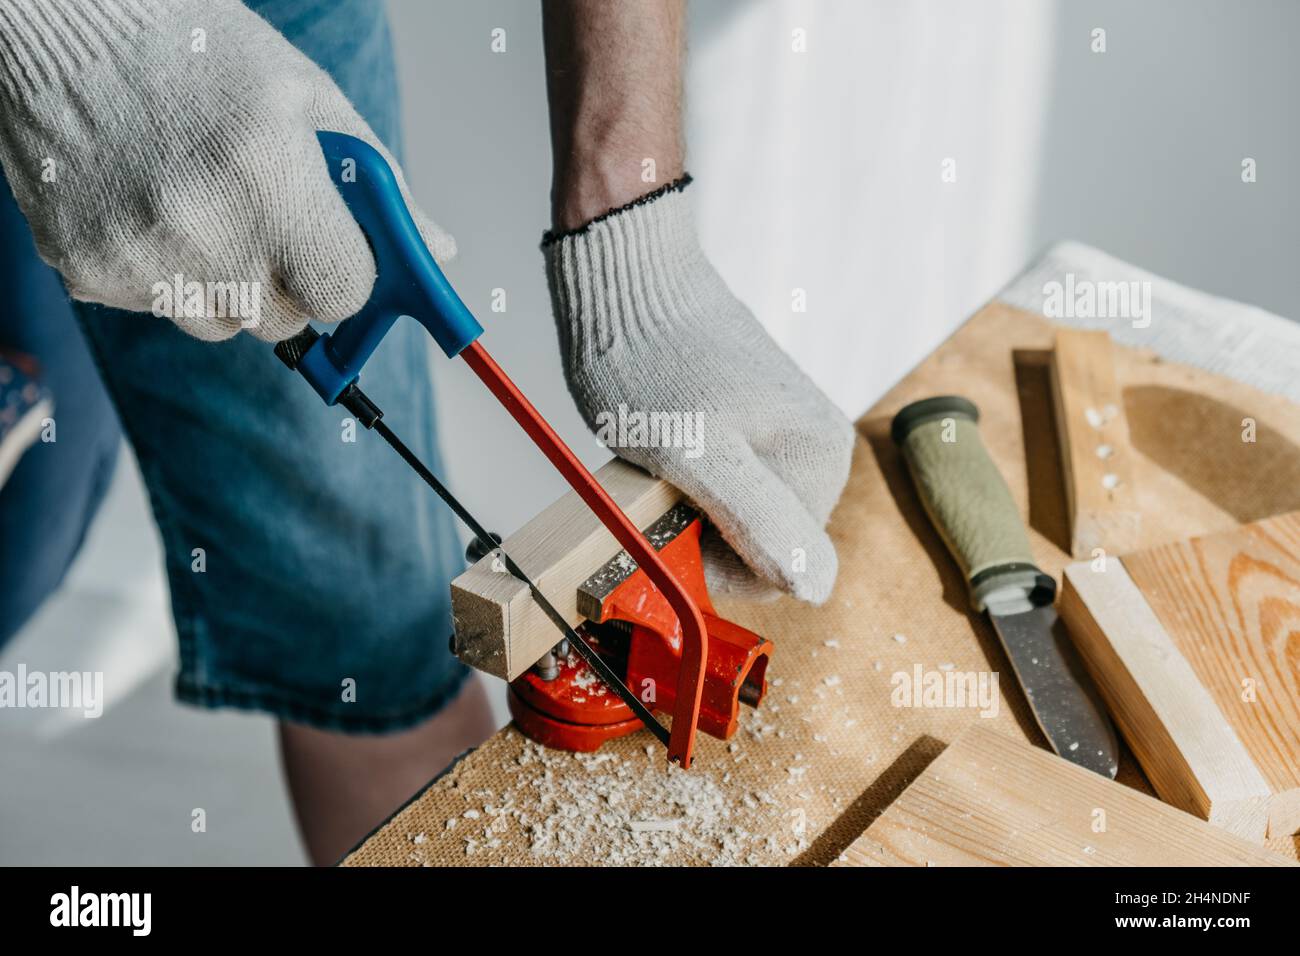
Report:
343,243,1300,866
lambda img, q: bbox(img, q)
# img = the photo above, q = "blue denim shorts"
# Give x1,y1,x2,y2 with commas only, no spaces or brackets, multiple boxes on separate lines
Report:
0,0,470,732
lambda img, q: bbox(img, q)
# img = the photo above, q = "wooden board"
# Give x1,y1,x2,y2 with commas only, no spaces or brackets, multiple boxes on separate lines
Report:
344,301,1300,867
450,458,680,679
1060,560,1271,840
833,726,1292,866
1063,513,1300,839
1049,330,1142,558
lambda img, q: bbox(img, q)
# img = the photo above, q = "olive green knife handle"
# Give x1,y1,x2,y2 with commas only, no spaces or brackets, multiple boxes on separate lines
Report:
891,396,1054,612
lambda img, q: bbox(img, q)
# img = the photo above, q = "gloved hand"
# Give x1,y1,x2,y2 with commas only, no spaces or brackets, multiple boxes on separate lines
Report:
544,181,855,604
0,0,452,341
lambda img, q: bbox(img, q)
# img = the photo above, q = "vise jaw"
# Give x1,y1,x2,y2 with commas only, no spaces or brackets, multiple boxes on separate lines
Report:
507,504,773,752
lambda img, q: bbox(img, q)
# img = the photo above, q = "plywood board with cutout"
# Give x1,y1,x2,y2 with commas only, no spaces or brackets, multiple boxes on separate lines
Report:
344,300,1300,867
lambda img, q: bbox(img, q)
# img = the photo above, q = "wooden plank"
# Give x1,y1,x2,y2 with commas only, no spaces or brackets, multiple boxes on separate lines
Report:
1121,513,1300,837
1049,330,1142,558
450,458,680,680
1059,558,1272,841
833,726,1290,867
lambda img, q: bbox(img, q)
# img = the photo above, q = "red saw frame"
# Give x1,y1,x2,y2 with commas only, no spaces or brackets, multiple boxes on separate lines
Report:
460,342,709,769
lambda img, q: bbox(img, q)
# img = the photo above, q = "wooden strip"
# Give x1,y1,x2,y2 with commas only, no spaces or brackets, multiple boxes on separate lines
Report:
1059,558,1271,841
833,726,1290,867
450,458,680,680
1121,513,1300,837
1049,330,1142,558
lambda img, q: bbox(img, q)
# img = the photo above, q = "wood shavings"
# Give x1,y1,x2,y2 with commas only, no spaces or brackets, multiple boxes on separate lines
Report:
441,738,786,866
571,666,606,695
628,819,679,833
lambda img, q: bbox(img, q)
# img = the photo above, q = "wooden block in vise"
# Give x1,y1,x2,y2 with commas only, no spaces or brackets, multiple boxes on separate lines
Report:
833,726,1291,867
1050,330,1142,558
450,458,681,680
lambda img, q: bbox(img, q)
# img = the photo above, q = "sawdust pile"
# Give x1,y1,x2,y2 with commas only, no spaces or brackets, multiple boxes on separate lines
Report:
399,689,835,866
383,642,880,866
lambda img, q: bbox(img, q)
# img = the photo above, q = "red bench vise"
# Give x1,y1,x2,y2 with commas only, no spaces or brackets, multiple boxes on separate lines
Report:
508,504,774,752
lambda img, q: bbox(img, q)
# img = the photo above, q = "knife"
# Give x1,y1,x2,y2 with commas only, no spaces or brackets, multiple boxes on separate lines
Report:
891,395,1119,778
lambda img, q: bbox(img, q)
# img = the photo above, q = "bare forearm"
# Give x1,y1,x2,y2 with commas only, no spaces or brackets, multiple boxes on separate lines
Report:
542,0,685,231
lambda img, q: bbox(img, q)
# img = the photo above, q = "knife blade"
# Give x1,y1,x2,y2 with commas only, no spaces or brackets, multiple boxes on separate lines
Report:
891,395,1119,778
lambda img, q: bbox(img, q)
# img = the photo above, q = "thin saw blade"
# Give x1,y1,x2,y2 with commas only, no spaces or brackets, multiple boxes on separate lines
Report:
370,418,670,746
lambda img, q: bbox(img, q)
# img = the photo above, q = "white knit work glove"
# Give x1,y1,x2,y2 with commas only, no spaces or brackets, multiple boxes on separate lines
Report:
545,183,855,604
0,0,453,341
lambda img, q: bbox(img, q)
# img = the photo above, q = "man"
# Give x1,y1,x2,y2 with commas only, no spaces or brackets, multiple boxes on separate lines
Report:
0,0,851,864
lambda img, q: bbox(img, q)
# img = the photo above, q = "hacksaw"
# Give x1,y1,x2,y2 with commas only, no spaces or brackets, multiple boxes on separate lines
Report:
276,131,773,768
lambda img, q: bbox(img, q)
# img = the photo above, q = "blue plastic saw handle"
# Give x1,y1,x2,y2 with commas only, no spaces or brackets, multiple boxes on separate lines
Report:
294,130,483,404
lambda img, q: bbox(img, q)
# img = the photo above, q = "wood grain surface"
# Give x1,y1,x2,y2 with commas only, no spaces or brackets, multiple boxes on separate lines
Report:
833,726,1292,867
1061,560,1271,841
1049,330,1142,557
1123,514,1300,837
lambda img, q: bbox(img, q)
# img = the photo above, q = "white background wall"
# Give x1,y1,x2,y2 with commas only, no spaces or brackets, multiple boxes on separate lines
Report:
3,0,1296,865
1031,0,1298,322
393,0,1299,538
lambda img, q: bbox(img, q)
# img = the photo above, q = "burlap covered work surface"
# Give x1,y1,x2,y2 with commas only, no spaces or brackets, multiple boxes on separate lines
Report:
343,300,1300,866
